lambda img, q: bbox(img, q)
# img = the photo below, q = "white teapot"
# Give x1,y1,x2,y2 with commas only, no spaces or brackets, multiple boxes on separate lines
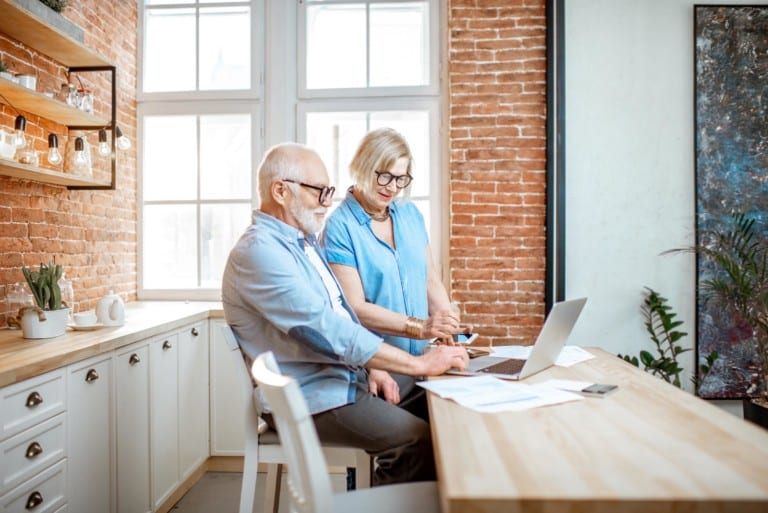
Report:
96,290,125,326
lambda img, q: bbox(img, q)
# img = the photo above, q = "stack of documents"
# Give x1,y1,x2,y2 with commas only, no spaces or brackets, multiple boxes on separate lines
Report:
418,375,584,413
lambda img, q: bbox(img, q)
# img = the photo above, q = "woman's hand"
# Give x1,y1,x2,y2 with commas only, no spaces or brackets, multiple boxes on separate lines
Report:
367,368,400,404
423,309,463,342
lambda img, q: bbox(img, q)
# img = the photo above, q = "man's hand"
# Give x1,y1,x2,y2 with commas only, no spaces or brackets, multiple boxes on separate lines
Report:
367,368,400,404
418,345,470,376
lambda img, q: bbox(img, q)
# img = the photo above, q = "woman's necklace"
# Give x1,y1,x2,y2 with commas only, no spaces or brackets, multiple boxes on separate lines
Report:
353,189,390,222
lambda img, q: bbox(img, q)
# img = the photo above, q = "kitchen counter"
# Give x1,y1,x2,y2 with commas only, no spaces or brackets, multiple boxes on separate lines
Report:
0,301,223,387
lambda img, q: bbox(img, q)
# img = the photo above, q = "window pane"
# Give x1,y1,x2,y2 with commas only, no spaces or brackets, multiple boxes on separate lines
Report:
143,116,198,201
200,7,251,90
370,3,429,87
306,4,366,89
200,115,251,200
411,198,431,236
370,111,430,197
201,204,252,288
144,8,196,92
143,205,197,289
305,112,368,198
306,110,430,198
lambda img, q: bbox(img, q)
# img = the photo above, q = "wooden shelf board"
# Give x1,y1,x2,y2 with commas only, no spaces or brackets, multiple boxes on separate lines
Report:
0,77,109,126
0,0,112,68
0,158,110,187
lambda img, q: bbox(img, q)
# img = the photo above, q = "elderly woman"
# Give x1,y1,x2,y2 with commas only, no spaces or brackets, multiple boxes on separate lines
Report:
321,127,464,404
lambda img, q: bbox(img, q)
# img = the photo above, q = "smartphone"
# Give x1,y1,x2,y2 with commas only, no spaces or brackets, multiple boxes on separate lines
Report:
452,332,479,345
580,383,618,397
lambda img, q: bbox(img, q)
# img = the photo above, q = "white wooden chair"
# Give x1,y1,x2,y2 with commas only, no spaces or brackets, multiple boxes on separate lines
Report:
251,351,441,513
221,325,371,513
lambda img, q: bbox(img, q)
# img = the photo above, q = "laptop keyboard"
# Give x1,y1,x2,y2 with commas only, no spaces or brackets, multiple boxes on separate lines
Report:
480,358,525,375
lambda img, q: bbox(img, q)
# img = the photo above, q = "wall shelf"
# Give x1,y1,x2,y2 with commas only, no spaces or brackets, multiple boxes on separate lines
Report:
0,0,117,190
0,158,111,188
0,77,109,126
0,0,113,68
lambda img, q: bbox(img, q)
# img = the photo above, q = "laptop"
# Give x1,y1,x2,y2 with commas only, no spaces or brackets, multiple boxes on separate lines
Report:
448,297,587,380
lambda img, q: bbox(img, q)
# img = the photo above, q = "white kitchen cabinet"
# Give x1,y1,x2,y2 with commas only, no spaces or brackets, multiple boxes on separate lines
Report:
66,354,114,513
0,369,67,513
209,319,245,456
178,322,209,480
115,342,151,513
149,333,179,510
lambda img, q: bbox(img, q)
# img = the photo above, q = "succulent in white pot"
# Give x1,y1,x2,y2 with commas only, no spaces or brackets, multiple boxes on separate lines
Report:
11,261,70,339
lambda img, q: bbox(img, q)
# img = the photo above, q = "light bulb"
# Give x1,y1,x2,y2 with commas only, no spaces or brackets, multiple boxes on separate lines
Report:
47,134,63,165
115,126,131,151
74,137,87,165
97,128,110,157
13,115,27,148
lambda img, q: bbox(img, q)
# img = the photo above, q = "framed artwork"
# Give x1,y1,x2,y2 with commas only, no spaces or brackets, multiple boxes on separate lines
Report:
694,5,768,398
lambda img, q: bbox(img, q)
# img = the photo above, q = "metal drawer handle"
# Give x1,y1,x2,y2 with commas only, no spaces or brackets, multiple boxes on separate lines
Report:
85,369,100,383
191,327,199,337
162,340,172,350
25,391,43,408
25,491,43,510
25,442,43,459
129,353,141,366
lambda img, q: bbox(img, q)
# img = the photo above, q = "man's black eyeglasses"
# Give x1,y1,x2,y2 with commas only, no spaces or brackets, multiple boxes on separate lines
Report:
283,179,335,204
375,171,413,189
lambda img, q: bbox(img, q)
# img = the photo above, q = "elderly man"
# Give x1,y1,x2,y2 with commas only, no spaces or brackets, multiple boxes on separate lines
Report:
222,142,468,484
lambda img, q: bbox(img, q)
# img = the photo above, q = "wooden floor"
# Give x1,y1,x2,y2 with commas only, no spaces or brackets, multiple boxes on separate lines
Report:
170,472,347,513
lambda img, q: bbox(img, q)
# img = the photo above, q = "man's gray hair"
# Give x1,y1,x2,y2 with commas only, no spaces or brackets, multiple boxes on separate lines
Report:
257,142,316,204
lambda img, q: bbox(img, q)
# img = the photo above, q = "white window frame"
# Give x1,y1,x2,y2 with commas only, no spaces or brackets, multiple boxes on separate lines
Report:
137,101,261,300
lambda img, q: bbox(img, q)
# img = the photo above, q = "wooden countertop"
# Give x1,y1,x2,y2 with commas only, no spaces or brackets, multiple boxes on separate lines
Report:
0,301,223,387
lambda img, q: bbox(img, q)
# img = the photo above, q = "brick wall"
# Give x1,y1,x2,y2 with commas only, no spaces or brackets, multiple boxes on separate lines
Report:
0,0,137,325
448,0,548,345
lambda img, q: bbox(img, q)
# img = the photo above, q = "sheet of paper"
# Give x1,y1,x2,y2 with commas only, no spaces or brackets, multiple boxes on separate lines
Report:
418,375,583,413
538,379,593,392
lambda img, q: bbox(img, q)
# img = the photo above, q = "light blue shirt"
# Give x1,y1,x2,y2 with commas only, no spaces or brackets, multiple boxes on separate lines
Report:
222,210,383,415
321,190,430,355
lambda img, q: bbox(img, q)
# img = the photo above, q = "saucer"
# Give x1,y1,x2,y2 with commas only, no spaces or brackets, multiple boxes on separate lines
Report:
67,323,104,331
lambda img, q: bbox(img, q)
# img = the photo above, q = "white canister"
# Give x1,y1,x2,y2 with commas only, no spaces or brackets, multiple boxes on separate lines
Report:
16,74,36,91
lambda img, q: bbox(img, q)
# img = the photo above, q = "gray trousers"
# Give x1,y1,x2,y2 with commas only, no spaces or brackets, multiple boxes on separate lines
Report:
265,373,434,485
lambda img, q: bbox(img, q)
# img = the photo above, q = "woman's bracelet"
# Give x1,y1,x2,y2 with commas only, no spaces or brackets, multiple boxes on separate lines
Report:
404,316,425,339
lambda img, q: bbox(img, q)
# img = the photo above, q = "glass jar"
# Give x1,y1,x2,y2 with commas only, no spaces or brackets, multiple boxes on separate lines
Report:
5,282,34,329
59,273,74,322
60,83,78,107
17,149,39,166
78,88,94,114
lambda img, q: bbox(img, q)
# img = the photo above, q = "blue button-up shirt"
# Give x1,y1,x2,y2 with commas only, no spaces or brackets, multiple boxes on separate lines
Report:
222,210,383,415
321,190,430,355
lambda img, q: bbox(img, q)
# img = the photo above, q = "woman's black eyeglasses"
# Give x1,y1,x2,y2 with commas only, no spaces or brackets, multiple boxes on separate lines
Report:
283,179,335,204
375,171,413,189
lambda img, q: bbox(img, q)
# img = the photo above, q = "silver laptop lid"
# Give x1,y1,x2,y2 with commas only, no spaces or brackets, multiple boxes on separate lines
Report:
518,297,587,379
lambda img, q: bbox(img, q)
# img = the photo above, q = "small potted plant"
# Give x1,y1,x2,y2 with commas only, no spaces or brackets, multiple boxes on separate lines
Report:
0,61,15,82
13,260,70,338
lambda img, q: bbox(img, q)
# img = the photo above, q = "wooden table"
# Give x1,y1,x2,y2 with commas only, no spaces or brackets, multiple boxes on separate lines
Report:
427,347,768,513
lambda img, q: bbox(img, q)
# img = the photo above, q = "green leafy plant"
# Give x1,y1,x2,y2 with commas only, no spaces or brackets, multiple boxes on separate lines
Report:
667,213,768,400
38,0,68,13
0,61,7,73
620,287,690,387
21,261,64,311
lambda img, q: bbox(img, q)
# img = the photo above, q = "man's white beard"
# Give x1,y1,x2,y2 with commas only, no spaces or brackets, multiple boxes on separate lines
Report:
290,200,325,235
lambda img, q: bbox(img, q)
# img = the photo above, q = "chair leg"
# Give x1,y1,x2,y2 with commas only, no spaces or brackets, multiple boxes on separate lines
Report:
264,463,283,513
240,449,259,513
355,451,371,489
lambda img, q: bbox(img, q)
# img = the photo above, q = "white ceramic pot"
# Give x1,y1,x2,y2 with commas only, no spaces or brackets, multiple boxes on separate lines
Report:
96,290,125,326
19,307,69,339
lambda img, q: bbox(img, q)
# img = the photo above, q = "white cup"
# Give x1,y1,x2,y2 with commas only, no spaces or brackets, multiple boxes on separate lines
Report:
74,311,97,326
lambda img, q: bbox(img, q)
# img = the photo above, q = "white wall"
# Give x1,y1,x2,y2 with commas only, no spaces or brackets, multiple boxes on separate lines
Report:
564,0,766,411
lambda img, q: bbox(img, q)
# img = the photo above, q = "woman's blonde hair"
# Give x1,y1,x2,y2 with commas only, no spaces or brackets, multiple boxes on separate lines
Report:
349,128,413,197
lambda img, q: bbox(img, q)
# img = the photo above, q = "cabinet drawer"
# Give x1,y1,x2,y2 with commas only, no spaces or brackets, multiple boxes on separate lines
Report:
0,459,66,513
0,370,65,441
0,414,66,496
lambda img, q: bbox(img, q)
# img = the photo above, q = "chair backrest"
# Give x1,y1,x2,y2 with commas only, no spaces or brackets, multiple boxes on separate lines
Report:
251,352,335,513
